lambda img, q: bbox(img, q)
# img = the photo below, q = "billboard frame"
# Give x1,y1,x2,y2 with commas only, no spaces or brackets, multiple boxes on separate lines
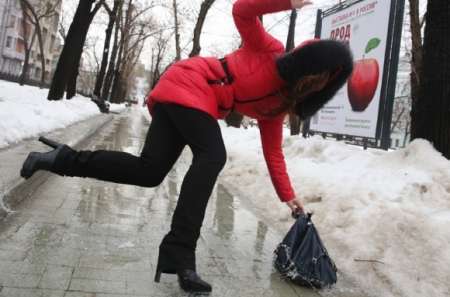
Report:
302,0,405,150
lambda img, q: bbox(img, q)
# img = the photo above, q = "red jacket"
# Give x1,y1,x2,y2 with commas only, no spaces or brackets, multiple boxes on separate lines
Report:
147,0,295,202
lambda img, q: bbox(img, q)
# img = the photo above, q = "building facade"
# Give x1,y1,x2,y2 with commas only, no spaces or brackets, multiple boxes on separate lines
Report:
0,0,62,82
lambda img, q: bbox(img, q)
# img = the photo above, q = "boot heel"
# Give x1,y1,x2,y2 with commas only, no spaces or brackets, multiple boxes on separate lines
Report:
38,136,61,149
154,269,162,283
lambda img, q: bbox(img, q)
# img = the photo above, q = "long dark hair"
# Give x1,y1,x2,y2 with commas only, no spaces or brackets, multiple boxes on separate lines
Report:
274,40,354,120
261,72,332,117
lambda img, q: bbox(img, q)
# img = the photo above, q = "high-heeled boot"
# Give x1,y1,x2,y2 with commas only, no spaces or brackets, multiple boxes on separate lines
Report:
154,248,212,293
20,137,73,179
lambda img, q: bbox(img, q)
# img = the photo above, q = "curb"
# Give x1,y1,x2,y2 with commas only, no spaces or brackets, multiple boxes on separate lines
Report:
0,113,115,220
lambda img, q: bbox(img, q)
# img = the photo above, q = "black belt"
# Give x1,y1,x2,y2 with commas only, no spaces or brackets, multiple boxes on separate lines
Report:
208,58,234,85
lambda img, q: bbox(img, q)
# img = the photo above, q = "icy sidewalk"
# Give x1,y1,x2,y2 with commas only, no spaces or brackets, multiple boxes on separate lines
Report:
0,108,328,297
0,113,113,219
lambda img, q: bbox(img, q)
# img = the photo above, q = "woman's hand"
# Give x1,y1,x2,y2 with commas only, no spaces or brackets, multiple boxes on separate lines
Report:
285,197,305,215
291,0,313,10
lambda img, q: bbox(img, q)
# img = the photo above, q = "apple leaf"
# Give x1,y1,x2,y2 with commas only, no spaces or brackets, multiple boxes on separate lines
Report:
365,38,381,54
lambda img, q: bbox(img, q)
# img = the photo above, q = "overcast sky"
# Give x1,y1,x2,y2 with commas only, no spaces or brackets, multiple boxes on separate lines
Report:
61,0,337,70
61,0,426,71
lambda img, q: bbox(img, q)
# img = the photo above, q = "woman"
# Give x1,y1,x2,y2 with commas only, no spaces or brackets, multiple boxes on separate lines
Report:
21,0,353,293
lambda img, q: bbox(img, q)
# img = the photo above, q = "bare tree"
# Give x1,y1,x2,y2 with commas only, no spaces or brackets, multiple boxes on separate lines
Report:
109,0,157,103
19,0,61,87
48,0,105,100
101,0,123,101
188,0,216,57
149,31,169,89
93,0,122,101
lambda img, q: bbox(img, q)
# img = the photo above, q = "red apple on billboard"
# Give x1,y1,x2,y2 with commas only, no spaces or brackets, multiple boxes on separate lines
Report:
347,38,381,112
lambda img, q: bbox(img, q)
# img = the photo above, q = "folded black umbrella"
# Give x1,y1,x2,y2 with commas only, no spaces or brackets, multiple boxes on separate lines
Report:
274,213,337,288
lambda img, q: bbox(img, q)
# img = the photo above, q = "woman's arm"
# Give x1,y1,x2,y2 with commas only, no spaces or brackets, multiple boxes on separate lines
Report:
258,116,305,213
258,116,295,201
232,0,292,52
232,0,312,52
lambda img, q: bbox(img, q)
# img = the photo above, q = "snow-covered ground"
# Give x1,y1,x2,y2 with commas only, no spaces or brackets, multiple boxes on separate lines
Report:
0,80,125,149
219,123,450,297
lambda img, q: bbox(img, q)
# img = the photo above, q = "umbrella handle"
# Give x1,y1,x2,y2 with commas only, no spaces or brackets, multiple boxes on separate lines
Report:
291,211,314,220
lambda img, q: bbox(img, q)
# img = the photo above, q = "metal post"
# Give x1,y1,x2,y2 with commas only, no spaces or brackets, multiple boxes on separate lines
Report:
302,9,323,138
380,0,406,150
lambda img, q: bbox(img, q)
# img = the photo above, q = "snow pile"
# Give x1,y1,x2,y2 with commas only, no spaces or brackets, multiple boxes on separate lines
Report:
0,80,125,149
220,124,450,297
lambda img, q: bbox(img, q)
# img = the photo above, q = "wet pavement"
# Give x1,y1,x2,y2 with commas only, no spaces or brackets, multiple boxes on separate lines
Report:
0,108,320,297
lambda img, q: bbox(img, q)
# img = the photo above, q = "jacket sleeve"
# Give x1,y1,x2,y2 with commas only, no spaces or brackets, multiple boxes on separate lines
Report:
258,116,296,202
232,0,292,52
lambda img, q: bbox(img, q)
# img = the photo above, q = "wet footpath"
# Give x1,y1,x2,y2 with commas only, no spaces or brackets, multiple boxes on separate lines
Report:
0,108,322,297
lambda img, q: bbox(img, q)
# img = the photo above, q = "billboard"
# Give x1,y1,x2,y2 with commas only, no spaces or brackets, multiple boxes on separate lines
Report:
305,0,405,148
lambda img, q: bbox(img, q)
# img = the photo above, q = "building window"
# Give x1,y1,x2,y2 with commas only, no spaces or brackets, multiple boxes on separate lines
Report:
6,36,13,48
50,35,56,52
8,15,16,28
43,28,48,44
16,38,25,53
53,13,60,31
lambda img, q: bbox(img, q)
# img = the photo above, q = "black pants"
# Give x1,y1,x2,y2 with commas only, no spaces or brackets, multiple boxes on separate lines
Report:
56,103,227,270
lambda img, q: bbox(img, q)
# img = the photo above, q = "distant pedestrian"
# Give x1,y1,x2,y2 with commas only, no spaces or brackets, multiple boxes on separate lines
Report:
21,0,353,293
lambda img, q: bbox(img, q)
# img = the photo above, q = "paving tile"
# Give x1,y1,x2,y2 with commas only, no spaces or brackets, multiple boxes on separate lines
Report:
0,287,64,297
68,279,126,295
0,260,46,275
38,265,73,290
0,273,41,288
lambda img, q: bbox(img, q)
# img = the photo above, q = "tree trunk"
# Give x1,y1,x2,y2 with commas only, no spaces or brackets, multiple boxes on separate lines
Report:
285,9,297,52
94,0,120,98
225,111,244,128
110,0,132,103
102,1,123,101
173,0,181,61
188,0,215,57
36,20,46,87
411,0,450,158
19,0,45,87
409,0,423,128
286,9,301,135
19,46,31,86
109,36,125,103
48,0,100,100
19,1,31,86
66,4,102,99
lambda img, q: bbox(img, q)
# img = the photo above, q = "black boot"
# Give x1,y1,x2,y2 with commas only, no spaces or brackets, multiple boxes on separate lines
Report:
20,137,71,179
154,248,212,293
177,269,212,293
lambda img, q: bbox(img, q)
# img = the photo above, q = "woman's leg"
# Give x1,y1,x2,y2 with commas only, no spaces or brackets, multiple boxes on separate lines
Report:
157,104,227,271
52,103,186,187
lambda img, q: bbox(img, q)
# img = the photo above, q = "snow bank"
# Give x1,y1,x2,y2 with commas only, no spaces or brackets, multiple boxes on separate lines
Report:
220,123,450,297
0,80,125,149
